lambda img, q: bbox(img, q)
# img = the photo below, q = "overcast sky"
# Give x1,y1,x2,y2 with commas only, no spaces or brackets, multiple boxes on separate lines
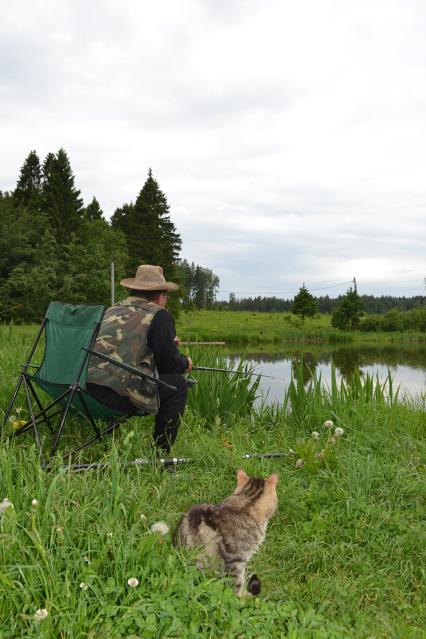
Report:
1,0,425,299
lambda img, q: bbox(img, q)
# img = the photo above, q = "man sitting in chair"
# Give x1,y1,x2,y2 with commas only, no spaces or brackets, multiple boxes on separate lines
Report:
86,264,192,454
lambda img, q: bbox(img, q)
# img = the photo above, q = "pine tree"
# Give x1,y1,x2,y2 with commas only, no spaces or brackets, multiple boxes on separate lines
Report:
14,150,42,208
293,284,317,322
111,169,181,277
41,148,84,242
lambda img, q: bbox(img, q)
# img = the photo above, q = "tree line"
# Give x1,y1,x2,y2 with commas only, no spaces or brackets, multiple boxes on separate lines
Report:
0,149,220,322
221,285,425,332
220,292,425,314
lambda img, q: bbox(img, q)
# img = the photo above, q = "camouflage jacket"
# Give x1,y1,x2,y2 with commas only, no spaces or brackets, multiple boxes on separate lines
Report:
87,297,162,414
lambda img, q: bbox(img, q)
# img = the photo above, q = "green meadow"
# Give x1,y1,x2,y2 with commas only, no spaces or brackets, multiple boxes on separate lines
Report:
176,310,426,345
0,325,425,638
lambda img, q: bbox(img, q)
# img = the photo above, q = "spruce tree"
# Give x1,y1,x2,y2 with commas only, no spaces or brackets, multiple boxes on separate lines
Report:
293,284,317,322
111,169,181,278
331,287,363,330
84,196,104,221
41,148,84,242
14,150,42,208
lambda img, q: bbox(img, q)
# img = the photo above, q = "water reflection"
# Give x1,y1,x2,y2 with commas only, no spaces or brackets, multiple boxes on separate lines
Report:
227,343,426,404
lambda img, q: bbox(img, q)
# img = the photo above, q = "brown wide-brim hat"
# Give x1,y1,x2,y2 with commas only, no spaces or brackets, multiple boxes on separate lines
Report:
120,264,179,292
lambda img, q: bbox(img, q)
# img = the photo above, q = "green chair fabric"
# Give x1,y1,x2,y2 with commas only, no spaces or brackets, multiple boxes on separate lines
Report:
2,301,142,458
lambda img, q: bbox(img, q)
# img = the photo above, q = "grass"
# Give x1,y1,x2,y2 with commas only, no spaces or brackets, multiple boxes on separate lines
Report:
177,310,426,345
0,326,426,637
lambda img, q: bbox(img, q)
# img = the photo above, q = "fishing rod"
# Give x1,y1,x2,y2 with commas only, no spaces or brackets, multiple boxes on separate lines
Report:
192,366,287,382
42,451,291,472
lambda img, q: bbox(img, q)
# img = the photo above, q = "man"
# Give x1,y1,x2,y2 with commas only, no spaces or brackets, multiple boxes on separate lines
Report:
86,264,192,454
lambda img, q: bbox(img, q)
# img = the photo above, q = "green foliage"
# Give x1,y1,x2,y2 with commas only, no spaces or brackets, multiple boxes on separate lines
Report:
331,287,363,330
293,284,317,322
360,307,426,333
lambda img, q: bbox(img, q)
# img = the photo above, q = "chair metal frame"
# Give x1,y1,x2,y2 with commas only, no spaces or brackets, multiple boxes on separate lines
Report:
2,301,176,460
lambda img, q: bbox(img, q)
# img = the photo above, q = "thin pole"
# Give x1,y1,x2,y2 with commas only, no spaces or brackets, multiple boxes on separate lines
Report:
111,262,115,305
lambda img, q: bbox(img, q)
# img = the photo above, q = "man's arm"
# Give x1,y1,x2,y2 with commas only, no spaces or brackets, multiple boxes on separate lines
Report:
147,309,192,374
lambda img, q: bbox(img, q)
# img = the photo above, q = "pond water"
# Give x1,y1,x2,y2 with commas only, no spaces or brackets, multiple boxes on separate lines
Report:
227,343,426,404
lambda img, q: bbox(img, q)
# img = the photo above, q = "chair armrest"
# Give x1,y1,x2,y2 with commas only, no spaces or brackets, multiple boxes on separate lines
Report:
85,348,177,391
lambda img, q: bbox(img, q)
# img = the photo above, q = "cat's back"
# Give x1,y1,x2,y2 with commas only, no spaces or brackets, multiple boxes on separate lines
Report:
173,502,221,548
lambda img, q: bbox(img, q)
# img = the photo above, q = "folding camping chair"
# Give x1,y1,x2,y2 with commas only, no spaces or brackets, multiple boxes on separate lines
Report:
2,301,176,460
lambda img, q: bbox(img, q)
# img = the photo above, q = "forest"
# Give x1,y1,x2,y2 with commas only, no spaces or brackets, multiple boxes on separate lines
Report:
0,148,424,326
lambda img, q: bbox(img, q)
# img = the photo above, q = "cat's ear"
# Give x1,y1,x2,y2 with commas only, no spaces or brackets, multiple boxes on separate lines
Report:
236,468,249,487
267,473,279,487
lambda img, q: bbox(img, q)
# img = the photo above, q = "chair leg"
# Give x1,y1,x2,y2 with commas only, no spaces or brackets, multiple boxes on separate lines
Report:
61,417,128,460
51,388,77,457
22,377,42,450
1,375,24,432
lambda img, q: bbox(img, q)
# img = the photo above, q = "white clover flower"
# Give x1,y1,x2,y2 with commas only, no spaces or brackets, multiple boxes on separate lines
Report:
140,513,147,521
311,431,320,440
150,521,169,535
323,420,334,429
31,499,39,507
56,526,64,534
0,498,14,515
334,427,344,437
106,532,113,538
127,577,139,588
8,415,17,423
79,582,89,591
289,448,296,455
16,407,23,414
34,608,48,621
84,556,91,564
295,459,304,469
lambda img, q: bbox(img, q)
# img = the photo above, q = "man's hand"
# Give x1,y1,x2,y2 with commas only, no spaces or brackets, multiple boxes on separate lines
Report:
185,356,193,373
174,335,180,346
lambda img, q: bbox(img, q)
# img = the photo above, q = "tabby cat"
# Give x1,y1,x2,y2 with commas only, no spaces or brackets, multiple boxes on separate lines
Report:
173,468,279,596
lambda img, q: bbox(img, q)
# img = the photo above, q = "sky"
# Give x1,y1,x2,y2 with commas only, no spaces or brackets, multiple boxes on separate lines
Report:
1,0,425,300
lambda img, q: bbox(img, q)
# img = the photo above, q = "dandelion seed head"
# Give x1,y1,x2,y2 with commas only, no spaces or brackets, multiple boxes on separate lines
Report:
0,498,14,514
329,436,337,444
150,521,169,535
127,577,139,587
323,420,334,429
295,459,304,469
311,431,320,440
34,608,48,621
334,427,344,437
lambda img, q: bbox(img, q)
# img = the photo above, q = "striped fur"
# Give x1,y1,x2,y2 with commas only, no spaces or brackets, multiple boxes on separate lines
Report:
173,469,278,596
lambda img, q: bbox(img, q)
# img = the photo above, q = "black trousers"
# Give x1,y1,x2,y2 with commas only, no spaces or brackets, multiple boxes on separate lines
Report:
86,374,188,454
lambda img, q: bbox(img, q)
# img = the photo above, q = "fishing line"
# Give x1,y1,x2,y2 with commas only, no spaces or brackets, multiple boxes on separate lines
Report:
191,365,288,382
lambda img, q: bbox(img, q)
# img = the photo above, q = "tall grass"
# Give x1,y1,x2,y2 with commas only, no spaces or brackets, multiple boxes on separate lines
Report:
1,327,425,637
186,347,260,423
283,363,402,429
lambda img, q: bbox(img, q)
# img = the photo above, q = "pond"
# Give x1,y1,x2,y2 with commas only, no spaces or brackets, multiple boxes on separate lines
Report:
227,343,426,404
